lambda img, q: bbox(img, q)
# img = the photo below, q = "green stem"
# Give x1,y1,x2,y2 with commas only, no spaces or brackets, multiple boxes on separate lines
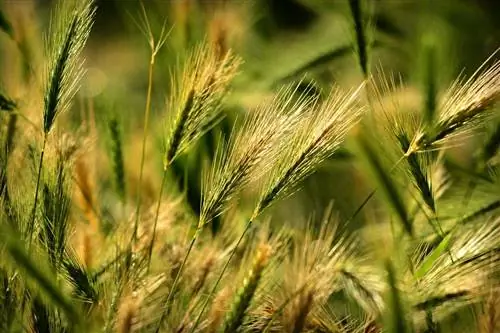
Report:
131,56,155,245
27,134,47,247
154,228,201,333
146,167,168,271
189,219,253,333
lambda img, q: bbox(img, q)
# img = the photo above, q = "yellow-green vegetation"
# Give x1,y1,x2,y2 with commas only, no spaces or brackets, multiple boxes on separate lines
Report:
1,0,500,332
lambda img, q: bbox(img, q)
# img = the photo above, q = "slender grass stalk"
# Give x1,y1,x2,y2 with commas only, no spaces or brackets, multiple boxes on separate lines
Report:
145,167,168,270
384,260,409,333
358,134,413,236
131,55,155,244
27,135,47,245
422,37,437,125
127,3,168,276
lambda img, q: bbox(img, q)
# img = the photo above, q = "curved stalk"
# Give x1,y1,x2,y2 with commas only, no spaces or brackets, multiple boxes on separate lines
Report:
146,166,168,271
27,134,47,247
131,55,155,245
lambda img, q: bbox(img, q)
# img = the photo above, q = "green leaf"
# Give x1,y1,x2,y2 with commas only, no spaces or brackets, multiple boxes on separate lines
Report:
414,233,452,279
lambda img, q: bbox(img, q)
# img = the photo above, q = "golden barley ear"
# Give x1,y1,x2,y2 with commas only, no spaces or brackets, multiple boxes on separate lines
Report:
164,41,241,167
416,51,500,152
254,83,365,216
200,83,313,226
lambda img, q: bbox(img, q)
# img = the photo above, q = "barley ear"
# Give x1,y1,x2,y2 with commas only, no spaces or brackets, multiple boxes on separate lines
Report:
221,244,271,333
43,0,96,134
164,42,241,167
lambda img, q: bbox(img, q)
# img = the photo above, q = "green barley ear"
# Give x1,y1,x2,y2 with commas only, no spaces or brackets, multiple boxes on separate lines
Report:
221,244,271,333
254,84,364,216
43,0,96,134
108,117,127,203
348,0,372,78
164,42,241,167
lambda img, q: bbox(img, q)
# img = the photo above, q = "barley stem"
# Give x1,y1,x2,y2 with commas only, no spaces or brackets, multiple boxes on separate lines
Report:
146,166,168,271
189,219,253,333
131,55,155,246
27,134,47,247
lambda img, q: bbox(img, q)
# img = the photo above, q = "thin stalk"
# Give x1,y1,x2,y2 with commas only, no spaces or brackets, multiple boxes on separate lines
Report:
346,155,406,223
189,219,253,333
131,56,155,245
154,228,201,333
146,167,168,271
27,134,47,246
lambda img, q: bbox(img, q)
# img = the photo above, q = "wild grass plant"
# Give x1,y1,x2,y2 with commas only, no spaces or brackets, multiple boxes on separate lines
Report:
0,0,500,332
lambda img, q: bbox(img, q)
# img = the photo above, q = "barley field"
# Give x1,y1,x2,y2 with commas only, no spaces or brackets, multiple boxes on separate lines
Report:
1,0,500,332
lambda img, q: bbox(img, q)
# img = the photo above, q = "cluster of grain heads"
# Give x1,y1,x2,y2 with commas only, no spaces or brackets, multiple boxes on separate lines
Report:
146,41,242,269
156,84,309,331
186,84,365,333
28,0,96,243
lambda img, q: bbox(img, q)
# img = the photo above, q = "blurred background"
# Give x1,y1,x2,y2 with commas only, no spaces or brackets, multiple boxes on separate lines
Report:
1,0,499,234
